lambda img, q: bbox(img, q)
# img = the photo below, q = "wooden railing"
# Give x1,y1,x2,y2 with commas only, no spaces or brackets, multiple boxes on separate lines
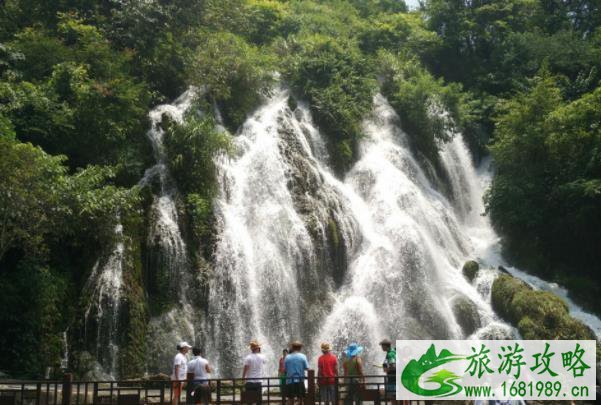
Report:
0,371,401,405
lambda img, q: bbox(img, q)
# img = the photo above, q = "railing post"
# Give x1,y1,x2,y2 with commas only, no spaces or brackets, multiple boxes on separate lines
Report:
62,373,73,405
306,369,315,404
93,382,98,405
216,380,221,405
36,382,42,405
159,382,165,405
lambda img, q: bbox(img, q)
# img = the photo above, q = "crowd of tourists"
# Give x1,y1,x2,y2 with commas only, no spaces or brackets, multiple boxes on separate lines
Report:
170,339,397,405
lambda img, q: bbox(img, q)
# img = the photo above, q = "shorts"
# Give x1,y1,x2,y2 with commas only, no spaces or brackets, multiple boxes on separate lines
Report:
319,385,336,402
285,382,306,398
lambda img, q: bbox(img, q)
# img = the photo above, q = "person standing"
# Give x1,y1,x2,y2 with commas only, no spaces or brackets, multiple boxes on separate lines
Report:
379,339,398,404
278,349,289,392
188,347,213,405
171,341,192,405
242,340,266,404
317,342,338,405
284,341,309,405
342,343,364,405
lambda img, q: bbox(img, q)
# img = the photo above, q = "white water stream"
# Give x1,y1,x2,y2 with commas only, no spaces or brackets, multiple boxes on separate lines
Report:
84,85,600,378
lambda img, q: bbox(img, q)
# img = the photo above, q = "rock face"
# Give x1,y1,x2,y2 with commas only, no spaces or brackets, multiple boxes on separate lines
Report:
451,295,481,336
276,106,359,342
491,274,595,340
462,260,479,281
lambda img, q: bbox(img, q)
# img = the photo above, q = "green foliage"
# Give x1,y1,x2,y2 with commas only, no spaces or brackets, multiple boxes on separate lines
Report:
487,73,601,312
0,137,66,260
1,0,600,378
118,232,148,379
358,12,440,57
491,274,595,340
285,1,364,38
0,261,67,378
188,32,274,130
0,136,140,262
379,52,463,164
245,0,294,44
3,16,152,179
285,34,377,172
165,114,231,197
164,114,231,246
423,0,601,156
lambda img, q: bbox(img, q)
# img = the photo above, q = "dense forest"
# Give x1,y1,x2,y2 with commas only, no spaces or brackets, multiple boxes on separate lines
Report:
1,0,600,378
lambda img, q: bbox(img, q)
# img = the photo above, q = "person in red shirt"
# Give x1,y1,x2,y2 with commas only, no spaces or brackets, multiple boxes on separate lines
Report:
317,342,338,405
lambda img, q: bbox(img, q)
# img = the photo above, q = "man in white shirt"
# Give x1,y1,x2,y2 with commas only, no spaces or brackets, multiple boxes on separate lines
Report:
171,341,191,405
242,340,266,404
188,347,212,405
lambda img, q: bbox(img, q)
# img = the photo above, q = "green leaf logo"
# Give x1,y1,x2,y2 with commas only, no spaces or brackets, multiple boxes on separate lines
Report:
401,344,465,397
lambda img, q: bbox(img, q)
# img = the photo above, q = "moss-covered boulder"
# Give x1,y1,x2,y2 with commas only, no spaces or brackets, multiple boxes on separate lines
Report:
462,260,480,282
451,296,481,336
491,274,595,340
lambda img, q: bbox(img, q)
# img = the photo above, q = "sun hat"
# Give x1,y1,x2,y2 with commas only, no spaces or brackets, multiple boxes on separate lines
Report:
290,341,303,350
249,340,261,350
344,343,363,357
320,342,331,351
177,341,192,350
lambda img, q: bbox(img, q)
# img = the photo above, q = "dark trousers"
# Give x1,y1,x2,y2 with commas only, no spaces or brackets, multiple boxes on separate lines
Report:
245,382,262,404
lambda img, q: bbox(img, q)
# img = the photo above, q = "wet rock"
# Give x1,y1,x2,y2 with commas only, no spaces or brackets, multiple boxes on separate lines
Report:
462,260,479,281
491,274,596,340
451,296,481,336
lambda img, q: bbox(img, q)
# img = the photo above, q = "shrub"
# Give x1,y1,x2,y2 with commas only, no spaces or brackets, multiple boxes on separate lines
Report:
284,34,377,172
187,32,274,130
379,52,464,165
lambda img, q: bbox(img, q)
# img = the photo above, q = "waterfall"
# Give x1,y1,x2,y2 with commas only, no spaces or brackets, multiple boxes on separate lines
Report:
311,94,512,369
205,89,512,375
83,222,125,378
82,89,200,377
82,83,600,378
142,89,199,372
204,90,357,376
443,141,601,337
143,89,195,298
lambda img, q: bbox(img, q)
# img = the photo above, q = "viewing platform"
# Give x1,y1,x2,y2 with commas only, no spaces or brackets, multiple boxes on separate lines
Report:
0,371,423,405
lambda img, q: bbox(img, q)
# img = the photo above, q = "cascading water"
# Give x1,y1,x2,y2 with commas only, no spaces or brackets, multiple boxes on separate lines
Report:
204,90,357,376
142,89,200,372
143,89,195,297
82,90,200,377
204,89,512,375
312,94,512,370
445,146,601,338
83,222,125,378
82,82,600,378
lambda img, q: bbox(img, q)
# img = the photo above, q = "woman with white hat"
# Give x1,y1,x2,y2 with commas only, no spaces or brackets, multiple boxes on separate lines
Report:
172,341,192,405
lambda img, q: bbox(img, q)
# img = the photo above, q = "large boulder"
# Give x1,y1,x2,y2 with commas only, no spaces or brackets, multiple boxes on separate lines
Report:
451,296,481,336
491,274,596,340
462,260,479,281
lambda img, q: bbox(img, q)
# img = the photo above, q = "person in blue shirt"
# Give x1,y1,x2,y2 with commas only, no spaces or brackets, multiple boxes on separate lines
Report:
284,341,309,404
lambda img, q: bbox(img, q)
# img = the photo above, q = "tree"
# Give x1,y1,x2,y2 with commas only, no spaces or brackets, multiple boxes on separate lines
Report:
0,137,66,260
